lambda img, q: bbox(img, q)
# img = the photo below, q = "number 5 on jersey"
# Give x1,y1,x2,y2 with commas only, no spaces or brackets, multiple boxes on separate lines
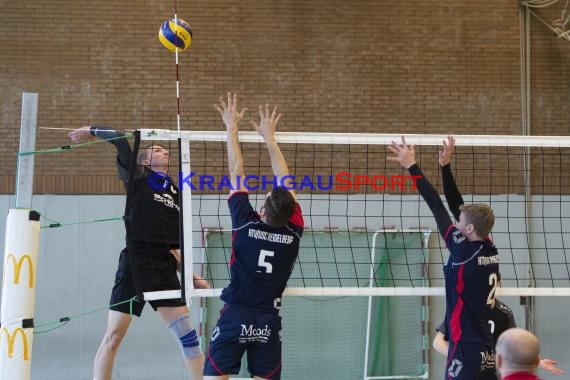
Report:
258,249,275,273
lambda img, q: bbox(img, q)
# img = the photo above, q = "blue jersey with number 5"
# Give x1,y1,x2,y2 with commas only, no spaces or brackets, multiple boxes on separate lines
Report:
443,225,499,346
221,191,304,311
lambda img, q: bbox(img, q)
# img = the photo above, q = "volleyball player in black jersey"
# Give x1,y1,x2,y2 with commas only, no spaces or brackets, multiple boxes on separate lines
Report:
434,296,516,355
434,297,562,375
69,126,207,380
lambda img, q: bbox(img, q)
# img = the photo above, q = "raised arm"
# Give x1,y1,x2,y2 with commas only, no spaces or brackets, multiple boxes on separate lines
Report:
387,137,452,237
216,93,247,194
68,125,136,183
439,136,464,221
250,104,296,200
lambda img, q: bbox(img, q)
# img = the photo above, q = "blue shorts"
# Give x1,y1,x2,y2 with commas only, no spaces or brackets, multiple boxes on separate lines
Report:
204,304,282,379
446,341,495,380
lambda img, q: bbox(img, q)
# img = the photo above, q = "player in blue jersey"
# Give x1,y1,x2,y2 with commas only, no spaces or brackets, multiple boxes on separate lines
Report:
389,136,498,380
204,94,304,380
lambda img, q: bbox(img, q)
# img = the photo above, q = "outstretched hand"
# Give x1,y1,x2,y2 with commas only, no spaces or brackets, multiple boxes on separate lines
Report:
250,104,282,141
438,136,455,167
387,136,417,169
539,358,564,375
68,126,92,143
216,93,247,132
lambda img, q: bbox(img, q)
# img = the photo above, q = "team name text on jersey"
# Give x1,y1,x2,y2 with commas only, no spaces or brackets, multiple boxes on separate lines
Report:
248,228,294,244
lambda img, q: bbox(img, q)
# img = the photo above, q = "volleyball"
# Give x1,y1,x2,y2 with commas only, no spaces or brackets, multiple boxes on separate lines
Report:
158,18,193,52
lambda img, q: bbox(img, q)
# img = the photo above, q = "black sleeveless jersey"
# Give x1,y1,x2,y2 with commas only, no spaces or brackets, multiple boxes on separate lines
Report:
90,126,180,246
124,168,180,245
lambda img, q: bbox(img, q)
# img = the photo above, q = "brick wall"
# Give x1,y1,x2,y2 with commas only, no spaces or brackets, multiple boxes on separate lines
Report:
0,0,569,194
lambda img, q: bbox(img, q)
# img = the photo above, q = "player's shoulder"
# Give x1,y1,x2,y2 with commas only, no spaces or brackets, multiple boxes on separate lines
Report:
447,227,466,244
446,227,478,257
494,299,514,315
288,201,304,229
481,239,498,253
228,191,253,210
228,191,249,201
283,222,303,240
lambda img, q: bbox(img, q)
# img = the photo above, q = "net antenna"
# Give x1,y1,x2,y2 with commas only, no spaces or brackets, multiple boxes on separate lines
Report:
170,0,195,303
521,0,570,41
172,3,183,135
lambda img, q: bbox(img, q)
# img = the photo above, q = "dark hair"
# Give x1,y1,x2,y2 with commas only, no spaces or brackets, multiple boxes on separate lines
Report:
264,187,296,228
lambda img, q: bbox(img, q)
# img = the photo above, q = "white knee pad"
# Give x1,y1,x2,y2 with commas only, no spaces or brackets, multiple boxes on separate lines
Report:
168,313,201,359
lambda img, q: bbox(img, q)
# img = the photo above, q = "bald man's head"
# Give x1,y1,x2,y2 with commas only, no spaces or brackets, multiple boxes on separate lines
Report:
496,328,540,376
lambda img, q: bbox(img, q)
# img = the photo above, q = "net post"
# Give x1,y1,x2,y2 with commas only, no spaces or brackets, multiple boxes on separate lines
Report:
0,92,40,380
16,92,38,209
519,5,535,330
179,137,194,303
363,231,380,379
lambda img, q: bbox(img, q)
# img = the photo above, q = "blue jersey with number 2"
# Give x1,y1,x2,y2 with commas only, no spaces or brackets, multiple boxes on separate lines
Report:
444,225,499,346
221,191,304,311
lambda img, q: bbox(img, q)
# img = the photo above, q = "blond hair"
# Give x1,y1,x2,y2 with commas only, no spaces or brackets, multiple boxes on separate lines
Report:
459,203,494,238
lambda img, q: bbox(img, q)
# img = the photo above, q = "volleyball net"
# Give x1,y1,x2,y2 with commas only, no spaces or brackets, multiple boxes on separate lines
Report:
133,129,570,379
4,126,570,379
138,130,570,295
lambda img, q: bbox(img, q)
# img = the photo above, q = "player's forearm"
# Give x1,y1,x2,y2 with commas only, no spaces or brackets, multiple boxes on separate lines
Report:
89,125,136,183
409,164,453,236
264,137,290,179
89,126,132,167
227,130,245,186
441,164,464,221
89,125,126,144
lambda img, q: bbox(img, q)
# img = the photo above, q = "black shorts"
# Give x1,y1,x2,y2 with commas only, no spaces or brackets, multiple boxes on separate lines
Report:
446,341,496,380
204,304,282,380
109,242,186,317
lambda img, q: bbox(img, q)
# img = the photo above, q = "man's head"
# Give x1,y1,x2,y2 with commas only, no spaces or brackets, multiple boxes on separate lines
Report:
496,328,540,377
137,144,170,170
260,187,296,228
456,203,494,241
